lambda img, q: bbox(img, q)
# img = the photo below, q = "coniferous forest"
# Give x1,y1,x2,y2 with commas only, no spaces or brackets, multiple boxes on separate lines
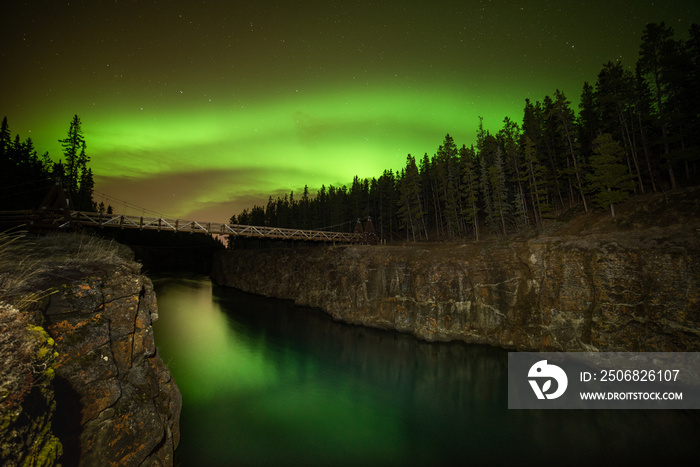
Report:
2,23,698,244
230,22,700,242
0,115,97,213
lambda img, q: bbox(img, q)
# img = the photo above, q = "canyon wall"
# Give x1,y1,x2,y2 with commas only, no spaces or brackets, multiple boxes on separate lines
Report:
43,262,181,466
212,226,700,352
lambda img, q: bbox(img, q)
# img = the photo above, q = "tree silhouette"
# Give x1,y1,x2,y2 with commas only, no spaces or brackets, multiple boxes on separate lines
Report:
59,115,86,193
586,133,635,218
228,23,699,241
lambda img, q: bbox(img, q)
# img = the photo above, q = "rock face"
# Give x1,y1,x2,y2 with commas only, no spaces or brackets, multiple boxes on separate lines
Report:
44,263,181,466
212,226,700,352
0,303,62,466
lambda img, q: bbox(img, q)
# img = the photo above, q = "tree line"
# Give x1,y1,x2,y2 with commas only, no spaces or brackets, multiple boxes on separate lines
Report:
230,22,700,241
0,115,98,212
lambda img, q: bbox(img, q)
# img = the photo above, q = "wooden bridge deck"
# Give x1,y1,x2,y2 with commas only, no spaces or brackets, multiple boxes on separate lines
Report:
0,210,368,243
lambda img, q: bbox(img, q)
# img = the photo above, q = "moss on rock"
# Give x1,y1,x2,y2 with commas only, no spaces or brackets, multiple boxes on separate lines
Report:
0,304,62,467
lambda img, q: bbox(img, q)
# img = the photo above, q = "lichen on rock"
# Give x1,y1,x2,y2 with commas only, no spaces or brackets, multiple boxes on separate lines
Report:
44,264,181,467
1,232,180,467
0,302,62,467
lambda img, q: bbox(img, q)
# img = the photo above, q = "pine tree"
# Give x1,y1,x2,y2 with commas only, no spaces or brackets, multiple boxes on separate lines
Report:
631,64,658,192
458,145,480,240
498,116,528,229
577,82,599,162
586,134,635,218
488,147,510,235
436,134,461,238
595,62,645,194
315,185,328,228
521,100,541,148
59,115,86,193
512,189,528,232
551,89,589,211
686,24,700,157
541,95,566,208
420,153,442,239
78,141,89,187
76,168,96,211
250,205,266,225
40,151,52,174
408,155,428,240
522,136,550,227
638,22,676,188
479,153,496,234
659,27,699,183
396,156,428,241
0,118,55,209
0,117,10,158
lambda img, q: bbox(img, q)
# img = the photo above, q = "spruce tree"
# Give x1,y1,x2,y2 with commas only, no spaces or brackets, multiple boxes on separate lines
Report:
59,115,86,193
586,133,635,218
577,82,598,161
397,155,427,241
436,134,460,238
0,117,10,158
551,89,589,211
479,154,496,234
522,136,550,227
458,145,480,240
488,147,510,235
595,62,644,194
498,117,528,228
632,64,658,192
512,189,528,232
420,153,442,239
76,168,96,211
638,22,676,188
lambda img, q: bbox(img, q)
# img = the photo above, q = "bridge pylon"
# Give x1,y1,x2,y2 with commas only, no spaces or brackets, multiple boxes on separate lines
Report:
364,217,377,245
31,178,75,232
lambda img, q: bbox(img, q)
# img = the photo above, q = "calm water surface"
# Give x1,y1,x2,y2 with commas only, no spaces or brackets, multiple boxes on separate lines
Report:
151,275,699,466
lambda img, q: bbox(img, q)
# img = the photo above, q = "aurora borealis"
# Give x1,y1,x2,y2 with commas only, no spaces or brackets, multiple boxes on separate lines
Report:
2,1,698,222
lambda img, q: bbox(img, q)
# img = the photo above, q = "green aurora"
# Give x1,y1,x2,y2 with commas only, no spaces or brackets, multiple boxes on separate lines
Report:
2,1,698,222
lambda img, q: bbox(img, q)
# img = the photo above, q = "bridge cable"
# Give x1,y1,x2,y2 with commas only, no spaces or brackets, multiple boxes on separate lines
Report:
91,189,165,218
312,216,373,232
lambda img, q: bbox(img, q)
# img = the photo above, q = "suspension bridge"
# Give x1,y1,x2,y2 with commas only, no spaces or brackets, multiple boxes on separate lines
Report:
0,179,376,244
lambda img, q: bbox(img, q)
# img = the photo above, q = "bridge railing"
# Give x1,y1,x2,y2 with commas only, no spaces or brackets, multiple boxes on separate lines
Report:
71,211,365,242
0,210,32,225
0,209,69,232
0,210,367,243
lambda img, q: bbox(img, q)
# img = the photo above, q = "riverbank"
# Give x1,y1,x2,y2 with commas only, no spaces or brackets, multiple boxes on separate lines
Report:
0,232,181,466
212,188,700,352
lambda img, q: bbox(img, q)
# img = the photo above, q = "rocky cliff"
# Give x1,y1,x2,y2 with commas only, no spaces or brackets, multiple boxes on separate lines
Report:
44,264,181,466
0,303,62,466
1,233,180,466
212,224,700,352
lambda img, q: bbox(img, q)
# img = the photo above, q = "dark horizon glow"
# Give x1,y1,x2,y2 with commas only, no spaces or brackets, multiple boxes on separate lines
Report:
2,1,698,222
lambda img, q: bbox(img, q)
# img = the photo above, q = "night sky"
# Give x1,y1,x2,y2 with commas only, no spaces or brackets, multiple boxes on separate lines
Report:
2,1,698,223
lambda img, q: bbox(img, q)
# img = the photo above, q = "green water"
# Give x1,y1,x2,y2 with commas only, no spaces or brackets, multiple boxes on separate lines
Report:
152,275,699,466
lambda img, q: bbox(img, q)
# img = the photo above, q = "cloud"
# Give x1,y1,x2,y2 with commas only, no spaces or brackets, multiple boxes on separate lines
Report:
93,166,337,224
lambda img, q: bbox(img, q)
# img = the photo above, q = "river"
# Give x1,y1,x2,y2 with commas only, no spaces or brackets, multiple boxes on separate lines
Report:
151,275,699,466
